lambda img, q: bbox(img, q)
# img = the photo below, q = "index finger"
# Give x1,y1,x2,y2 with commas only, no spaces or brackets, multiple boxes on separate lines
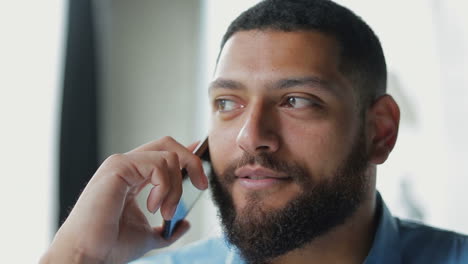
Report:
130,136,208,190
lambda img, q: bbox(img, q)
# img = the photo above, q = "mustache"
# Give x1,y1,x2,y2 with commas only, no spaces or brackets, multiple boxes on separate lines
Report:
220,152,310,185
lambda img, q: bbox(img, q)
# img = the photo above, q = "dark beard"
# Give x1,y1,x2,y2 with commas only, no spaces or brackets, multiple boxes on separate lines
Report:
209,129,370,264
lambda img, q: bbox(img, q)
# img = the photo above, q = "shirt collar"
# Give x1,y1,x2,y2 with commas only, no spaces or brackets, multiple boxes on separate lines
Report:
225,249,244,264
363,192,402,264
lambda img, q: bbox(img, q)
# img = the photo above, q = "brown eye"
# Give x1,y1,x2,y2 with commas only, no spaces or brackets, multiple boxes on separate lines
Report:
282,96,318,109
215,98,242,112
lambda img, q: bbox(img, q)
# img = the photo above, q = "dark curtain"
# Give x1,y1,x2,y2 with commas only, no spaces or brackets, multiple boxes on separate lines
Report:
58,0,99,227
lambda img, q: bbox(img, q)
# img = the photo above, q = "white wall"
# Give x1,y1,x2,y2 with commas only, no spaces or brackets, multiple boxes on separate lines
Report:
432,0,468,233
0,0,66,262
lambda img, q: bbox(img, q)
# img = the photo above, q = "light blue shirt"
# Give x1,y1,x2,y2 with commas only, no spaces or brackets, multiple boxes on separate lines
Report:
131,194,468,264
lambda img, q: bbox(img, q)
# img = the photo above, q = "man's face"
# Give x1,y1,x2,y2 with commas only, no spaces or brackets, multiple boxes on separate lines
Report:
209,30,362,210
208,30,370,263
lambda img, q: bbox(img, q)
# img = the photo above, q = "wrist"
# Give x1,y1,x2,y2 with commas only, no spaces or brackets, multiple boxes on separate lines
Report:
40,247,104,264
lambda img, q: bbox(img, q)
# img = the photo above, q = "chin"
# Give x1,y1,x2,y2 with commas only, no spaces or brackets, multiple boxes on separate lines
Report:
232,184,304,215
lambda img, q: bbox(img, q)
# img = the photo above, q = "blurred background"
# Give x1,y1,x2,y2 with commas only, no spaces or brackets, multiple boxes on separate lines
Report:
1,0,467,262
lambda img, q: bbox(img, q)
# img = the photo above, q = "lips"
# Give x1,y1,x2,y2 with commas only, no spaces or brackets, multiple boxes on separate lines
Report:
234,166,291,190
235,166,290,180
243,175,278,180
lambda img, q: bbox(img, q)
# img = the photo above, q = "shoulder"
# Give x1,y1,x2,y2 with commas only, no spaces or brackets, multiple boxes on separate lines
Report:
129,237,232,264
396,218,468,263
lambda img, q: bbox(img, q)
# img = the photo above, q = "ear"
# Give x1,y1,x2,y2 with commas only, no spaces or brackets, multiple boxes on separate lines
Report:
367,95,400,164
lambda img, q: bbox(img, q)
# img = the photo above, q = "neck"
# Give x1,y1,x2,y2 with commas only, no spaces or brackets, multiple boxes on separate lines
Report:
271,188,378,264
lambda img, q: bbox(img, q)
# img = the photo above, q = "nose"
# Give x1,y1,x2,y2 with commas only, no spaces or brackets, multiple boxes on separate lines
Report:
236,101,280,154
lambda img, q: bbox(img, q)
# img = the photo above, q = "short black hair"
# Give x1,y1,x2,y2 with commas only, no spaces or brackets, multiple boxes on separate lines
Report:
219,0,387,112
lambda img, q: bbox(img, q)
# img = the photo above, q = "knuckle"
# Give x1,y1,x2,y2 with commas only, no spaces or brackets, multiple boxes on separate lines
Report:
155,168,170,187
160,136,175,144
105,153,127,165
100,153,133,181
161,156,171,172
166,151,179,163
157,151,180,169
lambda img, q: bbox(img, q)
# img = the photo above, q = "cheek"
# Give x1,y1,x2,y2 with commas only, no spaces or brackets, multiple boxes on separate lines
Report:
281,118,353,178
208,122,240,175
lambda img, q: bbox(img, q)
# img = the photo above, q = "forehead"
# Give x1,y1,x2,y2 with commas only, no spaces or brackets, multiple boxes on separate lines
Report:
215,30,346,87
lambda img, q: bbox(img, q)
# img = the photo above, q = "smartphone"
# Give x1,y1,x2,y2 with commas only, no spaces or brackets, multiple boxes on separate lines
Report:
162,137,210,239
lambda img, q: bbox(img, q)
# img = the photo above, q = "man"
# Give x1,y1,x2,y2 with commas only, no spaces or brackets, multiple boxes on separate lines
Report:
41,0,468,263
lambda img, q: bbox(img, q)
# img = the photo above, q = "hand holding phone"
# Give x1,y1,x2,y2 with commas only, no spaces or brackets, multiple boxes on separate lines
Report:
41,136,208,264
162,137,210,239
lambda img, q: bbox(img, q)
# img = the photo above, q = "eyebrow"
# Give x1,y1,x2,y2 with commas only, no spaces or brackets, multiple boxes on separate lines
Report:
208,79,245,93
273,76,332,91
208,76,336,95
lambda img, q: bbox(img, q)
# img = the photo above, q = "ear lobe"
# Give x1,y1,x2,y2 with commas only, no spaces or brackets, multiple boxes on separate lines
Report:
367,95,400,164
